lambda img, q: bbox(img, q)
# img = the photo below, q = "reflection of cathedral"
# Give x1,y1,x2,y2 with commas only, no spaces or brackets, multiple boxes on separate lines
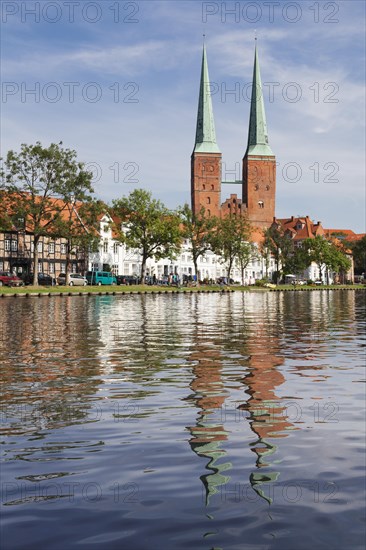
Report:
238,323,295,503
186,295,296,506
191,40,276,228
186,343,232,505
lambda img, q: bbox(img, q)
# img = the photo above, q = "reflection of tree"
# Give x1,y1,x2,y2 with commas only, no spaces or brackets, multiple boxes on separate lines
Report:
0,297,103,436
185,298,231,505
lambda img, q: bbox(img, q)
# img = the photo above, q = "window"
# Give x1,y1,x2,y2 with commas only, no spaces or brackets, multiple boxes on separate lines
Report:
207,197,211,205
228,204,231,209
38,262,42,272
258,201,264,209
61,243,67,254
5,240,10,251
202,184,206,190
211,185,214,191
113,243,119,255
48,242,55,254
61,263,66,272
37,242,43,253
72,265,77,273
49,264,55,274
11,240,18,252
207,210,211,217
103,240,108,253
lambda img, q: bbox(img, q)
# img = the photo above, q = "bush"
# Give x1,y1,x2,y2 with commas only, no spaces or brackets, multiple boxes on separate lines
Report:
255,279,268,287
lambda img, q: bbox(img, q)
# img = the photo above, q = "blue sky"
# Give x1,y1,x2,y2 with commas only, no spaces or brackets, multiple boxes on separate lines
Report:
1,0,365,232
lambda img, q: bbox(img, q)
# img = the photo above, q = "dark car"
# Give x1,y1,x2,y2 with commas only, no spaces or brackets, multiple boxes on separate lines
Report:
117,275,139,285
116,275,139,285
22,273,55,286
0,271,24,287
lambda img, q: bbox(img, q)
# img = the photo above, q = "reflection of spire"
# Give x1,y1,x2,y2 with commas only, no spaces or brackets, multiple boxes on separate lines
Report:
238,323,294,504
186,343,231,505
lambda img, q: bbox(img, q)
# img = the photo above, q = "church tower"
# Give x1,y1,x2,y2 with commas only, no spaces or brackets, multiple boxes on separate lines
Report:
242,42,276,228
191,44,222,218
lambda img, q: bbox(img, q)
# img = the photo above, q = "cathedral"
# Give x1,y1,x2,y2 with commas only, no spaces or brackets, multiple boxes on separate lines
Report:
191,41,276,229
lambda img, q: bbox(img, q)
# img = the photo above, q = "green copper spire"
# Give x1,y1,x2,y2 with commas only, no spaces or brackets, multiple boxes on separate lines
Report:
246,42,274,156
194,43,220,153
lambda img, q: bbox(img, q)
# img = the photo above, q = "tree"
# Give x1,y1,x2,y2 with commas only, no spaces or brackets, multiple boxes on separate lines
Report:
1,142,94,285
262,224,294,283
303,236,351,283
210,214,252,282
51,199,105,282
285,245,311,279
178,204,217,283
345,235,366,275
112,189,182,284
235,241,258,285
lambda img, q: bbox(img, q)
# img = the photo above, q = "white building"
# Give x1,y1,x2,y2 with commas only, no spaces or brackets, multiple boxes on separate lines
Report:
87,214,276,284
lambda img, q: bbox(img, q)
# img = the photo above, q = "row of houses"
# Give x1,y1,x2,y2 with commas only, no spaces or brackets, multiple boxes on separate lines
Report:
0,205,360,284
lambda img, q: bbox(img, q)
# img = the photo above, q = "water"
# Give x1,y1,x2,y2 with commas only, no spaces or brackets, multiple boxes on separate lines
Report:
1,291,365,550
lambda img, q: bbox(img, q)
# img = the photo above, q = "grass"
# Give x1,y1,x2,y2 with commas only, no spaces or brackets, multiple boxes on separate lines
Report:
0,283,364,296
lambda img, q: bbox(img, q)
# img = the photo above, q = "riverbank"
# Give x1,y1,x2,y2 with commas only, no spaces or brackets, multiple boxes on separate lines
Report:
0,283,364,297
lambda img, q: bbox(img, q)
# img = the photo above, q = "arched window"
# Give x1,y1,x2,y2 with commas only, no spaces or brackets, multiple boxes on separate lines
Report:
211,184,214,190
202,184,206,190
207,209,211,217
228,203,231,208
207,197,211,205
258,201,264,209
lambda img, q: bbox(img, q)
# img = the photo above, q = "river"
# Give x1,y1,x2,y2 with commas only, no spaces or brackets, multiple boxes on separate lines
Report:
1,291,365,549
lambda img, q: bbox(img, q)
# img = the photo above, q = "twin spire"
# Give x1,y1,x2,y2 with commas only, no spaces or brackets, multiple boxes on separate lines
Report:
193,40,273,156
193,44,220,153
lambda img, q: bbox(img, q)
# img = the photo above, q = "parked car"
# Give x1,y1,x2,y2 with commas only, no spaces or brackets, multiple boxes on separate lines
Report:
0,271,24,287
57,273,88,286
116,275,139,285
85,271,117,286
22,273,55,286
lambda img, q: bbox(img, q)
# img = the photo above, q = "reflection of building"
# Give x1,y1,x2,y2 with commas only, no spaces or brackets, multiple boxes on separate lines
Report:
238,322,294,504
186,332,232,504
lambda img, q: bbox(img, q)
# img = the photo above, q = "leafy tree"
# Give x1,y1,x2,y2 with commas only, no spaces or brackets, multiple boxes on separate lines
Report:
235,241,258,285
112,189,182,284
1,142,94,285
262,224,294,283
178,204,217,283
210,214,252,281
284,245,311,278
51,199,104,282
303,236,351,283
345,235,366,275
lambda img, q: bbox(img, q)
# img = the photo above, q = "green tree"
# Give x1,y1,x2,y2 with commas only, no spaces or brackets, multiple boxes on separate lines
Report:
303,236,351,283
178,204,217,284
112,189,182,284
235,241,258,285
1,142,94,285
51,199,104,282
210,214,252,282
262,224,294,283
285,244,311,279
345,235,366,275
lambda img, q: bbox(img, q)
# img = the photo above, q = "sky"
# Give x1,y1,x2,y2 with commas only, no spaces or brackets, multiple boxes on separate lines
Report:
1,0,365,232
